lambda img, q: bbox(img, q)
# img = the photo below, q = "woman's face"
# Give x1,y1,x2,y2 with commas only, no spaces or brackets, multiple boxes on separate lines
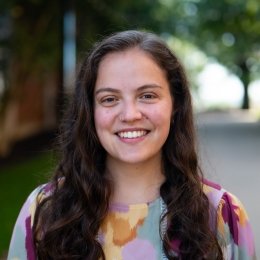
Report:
94,48,173,165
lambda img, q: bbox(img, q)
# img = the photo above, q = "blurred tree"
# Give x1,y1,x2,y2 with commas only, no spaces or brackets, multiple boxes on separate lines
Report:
1,0,259,155
0,0,61,102
75,0,162,53
76,0,260,109
0,0,61,155
0,0,160,112
2,0,259,110
152,0,260,109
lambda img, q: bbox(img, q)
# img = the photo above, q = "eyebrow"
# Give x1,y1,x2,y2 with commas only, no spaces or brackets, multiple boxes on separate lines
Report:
95,84,162,95
95,87,120,95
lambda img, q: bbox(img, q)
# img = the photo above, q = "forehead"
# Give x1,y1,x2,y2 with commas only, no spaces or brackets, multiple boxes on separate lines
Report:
98,47,160,69
95,48,168,90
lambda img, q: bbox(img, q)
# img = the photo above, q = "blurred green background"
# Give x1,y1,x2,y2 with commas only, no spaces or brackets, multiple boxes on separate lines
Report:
0,0,259,258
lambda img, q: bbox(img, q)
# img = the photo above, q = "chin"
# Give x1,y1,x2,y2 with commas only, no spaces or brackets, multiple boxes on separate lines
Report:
118,155,158,165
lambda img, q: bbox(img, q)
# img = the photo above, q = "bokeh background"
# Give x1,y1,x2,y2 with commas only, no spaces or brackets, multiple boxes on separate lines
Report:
0,0,259,258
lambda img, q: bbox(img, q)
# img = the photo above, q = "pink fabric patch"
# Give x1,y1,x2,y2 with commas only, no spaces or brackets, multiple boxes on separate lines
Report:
122,238,156,260
202,178,222,190
238,223,255,256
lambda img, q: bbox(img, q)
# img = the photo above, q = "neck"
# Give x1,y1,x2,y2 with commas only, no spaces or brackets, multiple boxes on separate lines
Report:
106,156,165,205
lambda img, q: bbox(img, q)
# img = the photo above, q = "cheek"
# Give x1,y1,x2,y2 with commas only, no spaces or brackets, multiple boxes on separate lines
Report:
149,102,172,127
94,108,114,133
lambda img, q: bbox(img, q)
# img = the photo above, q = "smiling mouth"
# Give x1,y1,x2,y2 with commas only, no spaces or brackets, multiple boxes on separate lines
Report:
117,130,149,139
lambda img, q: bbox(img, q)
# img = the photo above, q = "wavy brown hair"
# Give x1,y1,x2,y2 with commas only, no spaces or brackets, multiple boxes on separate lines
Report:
33,30,223,259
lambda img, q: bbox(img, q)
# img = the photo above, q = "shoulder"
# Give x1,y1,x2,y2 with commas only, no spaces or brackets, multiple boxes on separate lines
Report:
202,178,251,226
14,178,63,229
25,182,54,218
15,183,53,226
202,178,252,233
12,182,54,233
202,179,256,259
8,183,54,260
202,178,225,210
217,191,255,258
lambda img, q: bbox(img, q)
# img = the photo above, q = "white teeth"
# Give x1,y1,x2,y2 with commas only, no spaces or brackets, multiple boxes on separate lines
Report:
118,130,147,139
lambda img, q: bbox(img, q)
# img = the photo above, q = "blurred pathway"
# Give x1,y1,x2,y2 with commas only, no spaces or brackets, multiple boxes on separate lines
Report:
197,110,260,258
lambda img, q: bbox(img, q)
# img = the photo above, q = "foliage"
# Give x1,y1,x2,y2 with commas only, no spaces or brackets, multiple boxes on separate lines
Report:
75,0,162,53
75,0,260,108
1,0,259,108
0,0,61,115
1,0,60,74
152,0,260,108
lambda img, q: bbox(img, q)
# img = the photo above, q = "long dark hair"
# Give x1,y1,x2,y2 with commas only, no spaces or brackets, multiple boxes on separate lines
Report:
33,30,223,259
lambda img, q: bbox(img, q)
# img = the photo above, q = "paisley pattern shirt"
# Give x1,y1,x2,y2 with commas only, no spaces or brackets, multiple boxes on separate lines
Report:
8,179,256,260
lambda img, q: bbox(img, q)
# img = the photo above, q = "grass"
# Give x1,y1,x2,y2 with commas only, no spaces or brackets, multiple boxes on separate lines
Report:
0,152,55,257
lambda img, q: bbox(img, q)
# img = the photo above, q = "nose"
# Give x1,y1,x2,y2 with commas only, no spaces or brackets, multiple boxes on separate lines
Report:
119,101,143,122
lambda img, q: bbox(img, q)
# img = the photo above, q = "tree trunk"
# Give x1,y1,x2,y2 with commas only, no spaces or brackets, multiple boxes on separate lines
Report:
239,60,250,109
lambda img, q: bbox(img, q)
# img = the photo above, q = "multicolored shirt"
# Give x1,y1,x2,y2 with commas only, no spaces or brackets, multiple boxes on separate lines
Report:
8,179,256,259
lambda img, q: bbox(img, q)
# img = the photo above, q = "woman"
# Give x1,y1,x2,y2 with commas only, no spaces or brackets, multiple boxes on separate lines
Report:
8,30,255,259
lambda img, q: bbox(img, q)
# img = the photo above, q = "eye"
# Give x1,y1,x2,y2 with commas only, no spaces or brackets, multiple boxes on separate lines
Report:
140,93,157,101
100,96,119,106
142,94,154,99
